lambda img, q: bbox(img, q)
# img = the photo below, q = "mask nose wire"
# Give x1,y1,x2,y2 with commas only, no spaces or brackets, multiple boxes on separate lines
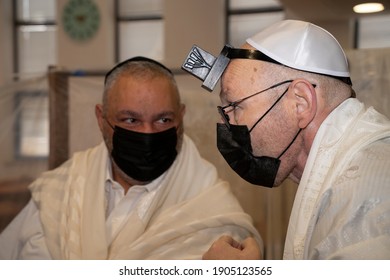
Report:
248,87,289,133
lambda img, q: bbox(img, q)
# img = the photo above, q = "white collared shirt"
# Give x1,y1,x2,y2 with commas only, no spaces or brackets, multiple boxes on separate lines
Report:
104,159,162,244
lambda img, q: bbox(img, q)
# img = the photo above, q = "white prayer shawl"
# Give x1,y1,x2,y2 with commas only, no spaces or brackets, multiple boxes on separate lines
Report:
284,99,390,259
29,134,262,259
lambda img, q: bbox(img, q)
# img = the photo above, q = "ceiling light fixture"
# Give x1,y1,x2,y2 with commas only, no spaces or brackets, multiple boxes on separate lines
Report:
353,2,385,13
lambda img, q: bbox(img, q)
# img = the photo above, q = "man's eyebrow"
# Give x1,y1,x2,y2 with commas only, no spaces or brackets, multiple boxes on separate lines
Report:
116,110,141,118
116,110,176,119
154,111,176,119
221,90,235,103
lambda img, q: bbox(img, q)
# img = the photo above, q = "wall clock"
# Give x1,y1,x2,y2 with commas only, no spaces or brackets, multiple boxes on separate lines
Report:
62,0,100,41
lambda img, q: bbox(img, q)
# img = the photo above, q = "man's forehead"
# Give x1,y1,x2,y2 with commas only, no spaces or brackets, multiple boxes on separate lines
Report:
220,62,242,93
109,102,178,119
108,79,176,106
223,57,258,76
222,57,264,86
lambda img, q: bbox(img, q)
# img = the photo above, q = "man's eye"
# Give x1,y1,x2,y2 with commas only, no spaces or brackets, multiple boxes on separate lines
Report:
225,103,238,114
123,118,136,123
158,118,172,124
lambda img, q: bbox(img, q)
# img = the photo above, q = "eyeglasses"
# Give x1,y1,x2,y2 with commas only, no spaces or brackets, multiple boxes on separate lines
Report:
217,80,294,129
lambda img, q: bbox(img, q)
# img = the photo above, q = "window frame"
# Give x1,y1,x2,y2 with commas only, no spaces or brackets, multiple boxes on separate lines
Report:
114,0,164,63
12,1,56,78
12,1,55,159
225,0,285,44
14,90,49,160
355,13,390,49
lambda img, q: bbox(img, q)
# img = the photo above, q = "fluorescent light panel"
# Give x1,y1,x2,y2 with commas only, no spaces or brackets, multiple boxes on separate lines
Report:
353,2,385,13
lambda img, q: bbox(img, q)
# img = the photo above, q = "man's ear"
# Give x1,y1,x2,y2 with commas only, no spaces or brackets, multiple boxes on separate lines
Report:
95,104,104,133
180,103,186,119
290,79,317,129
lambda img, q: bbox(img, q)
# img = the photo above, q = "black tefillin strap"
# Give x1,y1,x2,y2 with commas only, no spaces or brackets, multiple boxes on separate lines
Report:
226,48,282,66
181,44,352,92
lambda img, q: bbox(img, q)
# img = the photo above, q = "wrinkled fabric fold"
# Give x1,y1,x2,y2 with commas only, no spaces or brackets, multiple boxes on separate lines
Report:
284,99,390,259
30,134,262,259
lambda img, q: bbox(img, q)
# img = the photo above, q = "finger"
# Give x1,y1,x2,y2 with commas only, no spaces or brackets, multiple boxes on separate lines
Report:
241,237,257,248
218,235,242,249
241,237,262,260
202,236,241,260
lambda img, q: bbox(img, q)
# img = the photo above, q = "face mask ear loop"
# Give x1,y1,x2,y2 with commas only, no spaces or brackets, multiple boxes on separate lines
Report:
277,128,302,159
104,118,115,131
249,87,289,133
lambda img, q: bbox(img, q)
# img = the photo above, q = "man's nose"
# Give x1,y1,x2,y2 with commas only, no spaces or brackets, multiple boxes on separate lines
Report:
139,123,155,134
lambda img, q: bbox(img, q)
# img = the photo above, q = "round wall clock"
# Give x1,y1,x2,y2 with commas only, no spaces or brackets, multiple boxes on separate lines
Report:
62,0,100,41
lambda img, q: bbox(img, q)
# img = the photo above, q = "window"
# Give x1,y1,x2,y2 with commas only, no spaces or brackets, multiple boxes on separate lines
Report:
357,14,390,49
14,91,49,158
116,0,164,62
14,0,57,75
13,0,56,158
227,0,284,47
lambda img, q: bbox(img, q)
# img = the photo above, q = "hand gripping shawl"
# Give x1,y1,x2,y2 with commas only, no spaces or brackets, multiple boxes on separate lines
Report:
284,99,390,259
29,135,262,259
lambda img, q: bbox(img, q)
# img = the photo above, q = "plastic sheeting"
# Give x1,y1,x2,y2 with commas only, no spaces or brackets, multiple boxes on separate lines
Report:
347,48,390,117
0,47,389,259
0,74,49,230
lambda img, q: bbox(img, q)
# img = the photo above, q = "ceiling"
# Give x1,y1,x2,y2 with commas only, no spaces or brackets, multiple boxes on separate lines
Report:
279,0,390,21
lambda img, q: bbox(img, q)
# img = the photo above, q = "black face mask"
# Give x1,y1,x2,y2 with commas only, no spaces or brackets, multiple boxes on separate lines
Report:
217,123,301,188
111,126,178,182
217,123,281,187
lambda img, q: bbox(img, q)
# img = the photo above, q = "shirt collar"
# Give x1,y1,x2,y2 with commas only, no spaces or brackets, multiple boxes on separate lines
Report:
104,158,163,193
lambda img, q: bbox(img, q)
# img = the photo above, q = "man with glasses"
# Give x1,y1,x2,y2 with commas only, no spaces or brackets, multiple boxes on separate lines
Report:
0,56,261,259
183,20,390,259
